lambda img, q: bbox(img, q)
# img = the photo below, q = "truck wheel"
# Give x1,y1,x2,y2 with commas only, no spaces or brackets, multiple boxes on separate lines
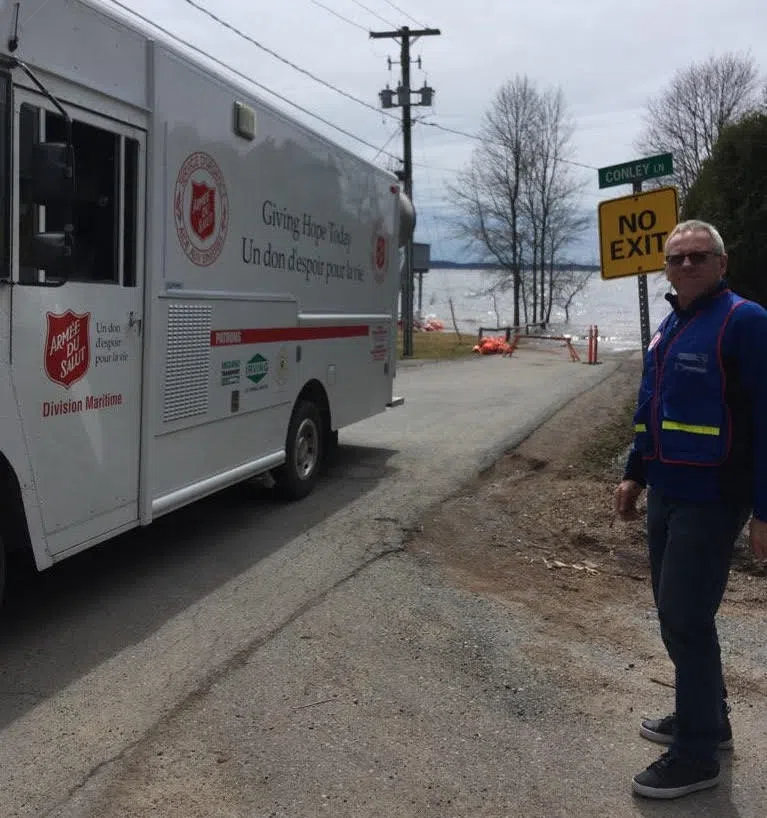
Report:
275,400,323,500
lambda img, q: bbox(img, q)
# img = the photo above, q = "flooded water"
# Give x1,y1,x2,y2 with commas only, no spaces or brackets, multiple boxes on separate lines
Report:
414,268,672,351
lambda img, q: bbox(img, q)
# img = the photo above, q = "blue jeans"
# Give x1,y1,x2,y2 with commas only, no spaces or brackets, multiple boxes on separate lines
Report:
647,489,750,762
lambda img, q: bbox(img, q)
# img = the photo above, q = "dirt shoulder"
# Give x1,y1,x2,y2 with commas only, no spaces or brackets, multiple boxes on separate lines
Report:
409,353,767,705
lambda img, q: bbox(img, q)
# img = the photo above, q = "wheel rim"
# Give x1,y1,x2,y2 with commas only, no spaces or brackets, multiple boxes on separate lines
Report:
294,417,319,479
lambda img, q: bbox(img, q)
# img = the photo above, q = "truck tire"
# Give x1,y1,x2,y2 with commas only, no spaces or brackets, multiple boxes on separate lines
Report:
274,400,323,500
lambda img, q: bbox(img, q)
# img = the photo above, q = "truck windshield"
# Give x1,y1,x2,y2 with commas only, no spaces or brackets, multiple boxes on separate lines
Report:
0,74,8,280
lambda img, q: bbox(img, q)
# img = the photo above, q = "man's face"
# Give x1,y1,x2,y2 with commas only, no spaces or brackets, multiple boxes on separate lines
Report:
665,229,727,306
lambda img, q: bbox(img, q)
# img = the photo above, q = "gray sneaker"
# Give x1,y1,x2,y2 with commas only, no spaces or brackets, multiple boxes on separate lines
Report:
639,712,733,750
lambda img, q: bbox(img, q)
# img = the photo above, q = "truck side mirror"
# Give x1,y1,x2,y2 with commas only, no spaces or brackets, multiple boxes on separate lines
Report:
20,140,75,283
26,229,74,277
23,141,74,204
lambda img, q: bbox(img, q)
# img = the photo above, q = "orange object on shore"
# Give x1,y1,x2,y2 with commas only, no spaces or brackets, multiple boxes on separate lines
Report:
420,318,445,331
472,335,516,356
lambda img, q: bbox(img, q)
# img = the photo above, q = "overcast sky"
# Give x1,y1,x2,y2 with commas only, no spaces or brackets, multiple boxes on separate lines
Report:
101,0,765,262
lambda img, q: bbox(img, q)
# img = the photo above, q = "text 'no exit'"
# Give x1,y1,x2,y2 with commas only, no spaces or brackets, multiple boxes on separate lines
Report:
598,187,679,280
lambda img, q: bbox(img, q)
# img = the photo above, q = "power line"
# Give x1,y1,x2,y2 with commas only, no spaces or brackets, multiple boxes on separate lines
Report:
420,121,479,139
348,0,397,27
372,125,402,161
376,0,426,27
307,0,368,31
420,121,599,170
413,161,461,173
105,0,402,161
554,157,600,171
179,0,400,123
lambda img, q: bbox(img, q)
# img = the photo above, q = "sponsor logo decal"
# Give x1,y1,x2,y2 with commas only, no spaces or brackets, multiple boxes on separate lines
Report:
246,354,269,385
371,323,389,362
174,152,230,267
45,310,90,388
221,359,241,386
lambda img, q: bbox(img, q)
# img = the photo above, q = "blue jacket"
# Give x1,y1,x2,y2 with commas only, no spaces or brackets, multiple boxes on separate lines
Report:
624,281,767,520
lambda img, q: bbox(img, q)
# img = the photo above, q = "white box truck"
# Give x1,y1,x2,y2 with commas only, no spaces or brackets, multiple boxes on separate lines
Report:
0,0,414,601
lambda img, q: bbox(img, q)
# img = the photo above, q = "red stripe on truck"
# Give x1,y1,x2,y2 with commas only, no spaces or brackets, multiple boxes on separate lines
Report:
210,325,370,347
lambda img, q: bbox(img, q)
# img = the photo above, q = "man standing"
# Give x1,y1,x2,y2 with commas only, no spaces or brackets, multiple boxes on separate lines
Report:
615,219,767,800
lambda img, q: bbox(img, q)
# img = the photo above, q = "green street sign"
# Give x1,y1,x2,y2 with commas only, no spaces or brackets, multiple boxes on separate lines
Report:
598,153,674,189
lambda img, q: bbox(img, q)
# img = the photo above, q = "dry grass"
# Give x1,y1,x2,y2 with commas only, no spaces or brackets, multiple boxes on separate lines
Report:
396,330,477,360
576,396,637,479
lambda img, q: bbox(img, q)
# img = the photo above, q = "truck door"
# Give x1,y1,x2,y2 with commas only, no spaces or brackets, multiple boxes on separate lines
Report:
11,90,146,556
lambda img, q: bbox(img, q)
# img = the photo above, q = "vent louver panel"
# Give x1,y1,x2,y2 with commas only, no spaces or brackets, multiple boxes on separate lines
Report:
163,304,212,423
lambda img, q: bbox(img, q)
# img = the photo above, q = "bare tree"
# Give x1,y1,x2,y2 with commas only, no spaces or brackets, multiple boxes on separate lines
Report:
450,76,587,329
637,52,761,199
449,76,539,328
524,88,586,325
550,268,593,323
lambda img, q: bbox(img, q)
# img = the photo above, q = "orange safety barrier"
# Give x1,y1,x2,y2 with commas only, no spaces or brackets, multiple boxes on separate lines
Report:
587,325,599,365
516,334,581,362
474,328,593,363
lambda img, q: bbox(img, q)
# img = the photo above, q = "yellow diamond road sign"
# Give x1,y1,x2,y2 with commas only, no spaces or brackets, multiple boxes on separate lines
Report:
598,186,679,280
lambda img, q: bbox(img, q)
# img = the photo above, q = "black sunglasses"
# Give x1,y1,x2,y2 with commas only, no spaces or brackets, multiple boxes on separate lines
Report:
665,251,721,266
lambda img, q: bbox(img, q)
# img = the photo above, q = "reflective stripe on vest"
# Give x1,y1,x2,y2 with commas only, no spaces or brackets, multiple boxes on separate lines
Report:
634,423,647,433
661,420,720,437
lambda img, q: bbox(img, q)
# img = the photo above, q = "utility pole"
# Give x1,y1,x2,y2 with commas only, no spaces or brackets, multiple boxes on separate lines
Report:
371,25,440,357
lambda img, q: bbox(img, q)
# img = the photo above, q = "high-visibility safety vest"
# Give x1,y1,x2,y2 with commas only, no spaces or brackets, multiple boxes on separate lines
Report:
633,289,746,466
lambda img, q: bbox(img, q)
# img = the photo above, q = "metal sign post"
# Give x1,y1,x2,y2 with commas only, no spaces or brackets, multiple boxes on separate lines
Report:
634,180,652,352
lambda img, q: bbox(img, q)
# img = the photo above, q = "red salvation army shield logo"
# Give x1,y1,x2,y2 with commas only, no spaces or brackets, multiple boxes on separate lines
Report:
372,222,390,283
174,152,230,266
45,310,91,388
190,182,216,241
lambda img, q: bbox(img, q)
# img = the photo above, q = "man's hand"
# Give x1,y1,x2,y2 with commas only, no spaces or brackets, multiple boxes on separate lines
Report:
749,517,767,560
614,480,643,522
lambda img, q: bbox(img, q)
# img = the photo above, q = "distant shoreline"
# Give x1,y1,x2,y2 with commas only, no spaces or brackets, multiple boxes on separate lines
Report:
428,261,600,272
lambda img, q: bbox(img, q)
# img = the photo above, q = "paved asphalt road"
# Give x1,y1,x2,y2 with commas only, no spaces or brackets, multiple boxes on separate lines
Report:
8,349,740,818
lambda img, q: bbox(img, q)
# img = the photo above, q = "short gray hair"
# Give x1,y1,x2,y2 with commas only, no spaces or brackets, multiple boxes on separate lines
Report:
666,219,726,255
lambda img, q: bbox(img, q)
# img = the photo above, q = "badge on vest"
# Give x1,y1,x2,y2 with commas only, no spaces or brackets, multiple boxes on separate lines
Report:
674,352,708,373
